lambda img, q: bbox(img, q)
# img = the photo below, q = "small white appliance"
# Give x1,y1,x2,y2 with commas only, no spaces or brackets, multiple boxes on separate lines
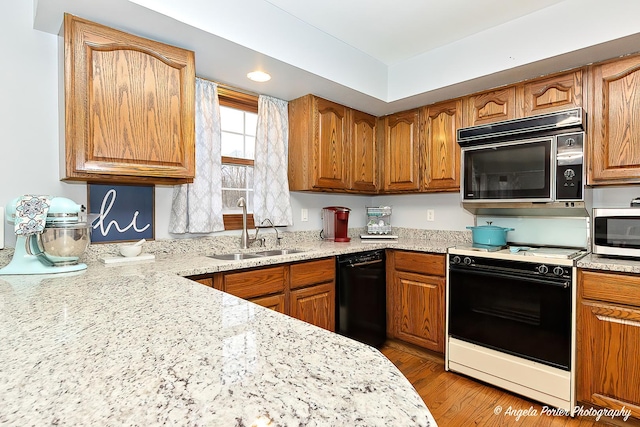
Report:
592,207,640,258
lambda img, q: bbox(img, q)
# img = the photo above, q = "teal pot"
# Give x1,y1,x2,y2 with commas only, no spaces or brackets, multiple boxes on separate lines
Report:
466,222,514,246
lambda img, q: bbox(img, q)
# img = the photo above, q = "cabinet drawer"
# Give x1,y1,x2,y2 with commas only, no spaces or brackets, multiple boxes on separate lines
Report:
393,251,445,276
581,270,640,307
290,258,335,289
222,266,286,300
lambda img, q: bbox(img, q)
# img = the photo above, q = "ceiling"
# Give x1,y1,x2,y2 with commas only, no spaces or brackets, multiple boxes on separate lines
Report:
262,0,566,66
33,0,640,116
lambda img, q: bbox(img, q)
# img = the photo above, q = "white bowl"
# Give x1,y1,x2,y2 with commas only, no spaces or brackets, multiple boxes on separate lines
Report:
119,244,143,257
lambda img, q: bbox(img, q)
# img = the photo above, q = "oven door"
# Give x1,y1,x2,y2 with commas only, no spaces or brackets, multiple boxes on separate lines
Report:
462,137,554,202
448,264,571,370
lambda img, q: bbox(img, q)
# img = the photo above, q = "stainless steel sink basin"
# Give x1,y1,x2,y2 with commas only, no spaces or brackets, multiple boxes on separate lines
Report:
208,253,263,261
253,249,305,257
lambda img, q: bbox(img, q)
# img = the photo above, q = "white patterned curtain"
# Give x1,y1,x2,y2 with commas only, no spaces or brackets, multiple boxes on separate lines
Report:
253,95,293,226
169,78,225,233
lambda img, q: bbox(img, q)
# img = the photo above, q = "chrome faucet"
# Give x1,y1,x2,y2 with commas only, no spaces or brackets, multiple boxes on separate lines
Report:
259,218,281,246
237,197,252,249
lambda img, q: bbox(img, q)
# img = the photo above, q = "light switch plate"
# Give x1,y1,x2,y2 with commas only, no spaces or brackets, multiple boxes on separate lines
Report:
301,208,308,222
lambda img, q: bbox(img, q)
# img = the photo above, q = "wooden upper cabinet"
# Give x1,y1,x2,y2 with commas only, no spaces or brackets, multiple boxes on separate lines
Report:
349,110,379,192
288,95,350,191
588,54,640,185
421,99,461,192
316,98,350,189
382,109,421,192
523,70,583,116
463,86,516,127
63,14,195,184
288,94,379,193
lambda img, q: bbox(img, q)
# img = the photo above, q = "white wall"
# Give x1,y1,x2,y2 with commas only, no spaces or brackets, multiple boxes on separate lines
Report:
0,1,86,247
3,1,640,249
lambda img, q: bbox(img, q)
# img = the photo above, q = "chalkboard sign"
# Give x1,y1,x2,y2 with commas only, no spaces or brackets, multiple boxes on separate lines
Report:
87,184,155,243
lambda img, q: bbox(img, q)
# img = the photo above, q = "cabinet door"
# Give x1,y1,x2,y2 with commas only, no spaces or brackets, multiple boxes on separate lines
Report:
383,109,421,191
314,97,350,190
290,282,335,332
463,86,516,127
250,294,286,314
393,270,444,353
422,100,461,192
64,14,195,184
350,110,379,193
523,70,583,116
588,55,640,185
578,300,640,418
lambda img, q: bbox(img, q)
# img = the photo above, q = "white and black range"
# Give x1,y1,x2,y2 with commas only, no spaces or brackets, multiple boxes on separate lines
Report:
445,246,585,414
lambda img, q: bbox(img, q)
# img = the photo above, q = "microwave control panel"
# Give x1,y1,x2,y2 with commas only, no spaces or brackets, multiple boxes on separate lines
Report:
556,132,584,201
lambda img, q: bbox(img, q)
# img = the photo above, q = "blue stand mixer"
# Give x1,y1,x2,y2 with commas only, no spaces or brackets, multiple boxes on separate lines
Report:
0,196,91,275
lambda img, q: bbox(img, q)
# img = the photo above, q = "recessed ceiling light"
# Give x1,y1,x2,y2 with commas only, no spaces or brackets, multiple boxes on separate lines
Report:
247,71,271,82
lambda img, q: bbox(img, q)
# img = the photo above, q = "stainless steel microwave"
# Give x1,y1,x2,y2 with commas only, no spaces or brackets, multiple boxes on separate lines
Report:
593,208,640,257
457,108,585,204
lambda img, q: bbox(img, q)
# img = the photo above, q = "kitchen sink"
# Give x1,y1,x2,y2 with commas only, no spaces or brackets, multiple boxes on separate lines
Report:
253,249,305,257
208,253,263,261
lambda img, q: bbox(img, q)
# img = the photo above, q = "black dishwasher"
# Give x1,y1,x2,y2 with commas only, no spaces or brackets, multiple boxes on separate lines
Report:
336,250,386,348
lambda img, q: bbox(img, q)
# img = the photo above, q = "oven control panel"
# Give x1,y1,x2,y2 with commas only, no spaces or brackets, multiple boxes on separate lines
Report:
449,255,572,280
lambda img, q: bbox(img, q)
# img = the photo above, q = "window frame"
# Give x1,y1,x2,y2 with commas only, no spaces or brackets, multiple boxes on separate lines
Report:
218,86,258,231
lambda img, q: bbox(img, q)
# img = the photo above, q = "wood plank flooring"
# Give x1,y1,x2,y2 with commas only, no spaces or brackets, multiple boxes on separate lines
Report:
380,341,640,427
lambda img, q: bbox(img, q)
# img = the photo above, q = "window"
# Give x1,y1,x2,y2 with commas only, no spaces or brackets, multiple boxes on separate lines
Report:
218,87,259,230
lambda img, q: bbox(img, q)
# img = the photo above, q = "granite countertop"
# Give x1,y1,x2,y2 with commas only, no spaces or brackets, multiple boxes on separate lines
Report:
140,238,453,278
577,253,640,274
0,236,445,426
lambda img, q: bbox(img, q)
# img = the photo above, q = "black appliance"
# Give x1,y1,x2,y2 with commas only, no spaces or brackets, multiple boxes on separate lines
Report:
336,250,386,348
457,108,585,204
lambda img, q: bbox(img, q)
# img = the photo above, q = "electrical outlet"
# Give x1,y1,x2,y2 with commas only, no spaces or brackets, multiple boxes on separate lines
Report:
427,209,435,222
301,208,308,222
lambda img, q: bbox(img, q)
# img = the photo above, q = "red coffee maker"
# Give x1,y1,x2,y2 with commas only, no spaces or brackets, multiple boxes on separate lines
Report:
321,206,351,242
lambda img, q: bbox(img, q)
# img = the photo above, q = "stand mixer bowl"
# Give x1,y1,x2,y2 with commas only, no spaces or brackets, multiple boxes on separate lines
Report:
28,224,91,266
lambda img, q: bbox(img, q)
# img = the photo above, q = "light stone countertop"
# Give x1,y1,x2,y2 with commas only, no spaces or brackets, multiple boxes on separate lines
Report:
577,253,640,274
0,236,448,426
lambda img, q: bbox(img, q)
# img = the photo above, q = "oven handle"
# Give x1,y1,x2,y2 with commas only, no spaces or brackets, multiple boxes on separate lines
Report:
449,265,570,288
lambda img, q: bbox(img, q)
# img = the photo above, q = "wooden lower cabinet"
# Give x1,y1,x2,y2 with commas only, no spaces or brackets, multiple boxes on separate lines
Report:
290,283,335,331
188,257,335,331
577,270,640,419
250,294,286,314
387,250,445,353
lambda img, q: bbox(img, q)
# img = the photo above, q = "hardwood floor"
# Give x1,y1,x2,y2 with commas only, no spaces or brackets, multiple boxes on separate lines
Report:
380,341,640,427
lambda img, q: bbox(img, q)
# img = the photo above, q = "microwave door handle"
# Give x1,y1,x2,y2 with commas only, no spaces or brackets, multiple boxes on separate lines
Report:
450,265,570,288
